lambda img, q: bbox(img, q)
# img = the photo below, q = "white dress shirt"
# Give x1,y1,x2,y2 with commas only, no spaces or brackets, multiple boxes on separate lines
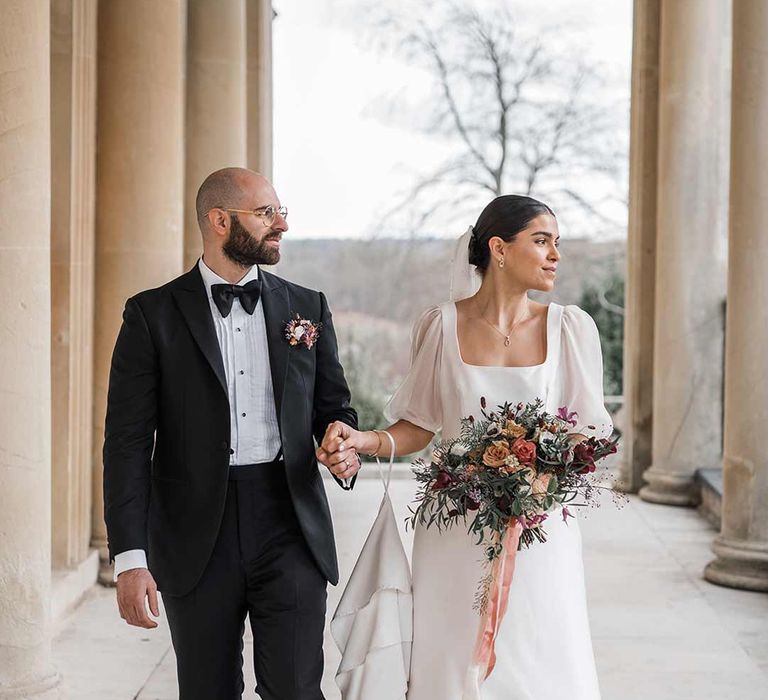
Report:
114,257,283,578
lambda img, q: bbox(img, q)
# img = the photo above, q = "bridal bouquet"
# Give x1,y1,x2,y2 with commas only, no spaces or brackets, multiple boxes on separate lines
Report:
409,397,621,610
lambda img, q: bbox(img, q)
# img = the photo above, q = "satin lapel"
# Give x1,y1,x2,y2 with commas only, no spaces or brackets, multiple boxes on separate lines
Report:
260,269,291,422
171,267,228,396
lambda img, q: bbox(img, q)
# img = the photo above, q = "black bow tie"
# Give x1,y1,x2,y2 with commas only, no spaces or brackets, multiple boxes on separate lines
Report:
210,279,262,318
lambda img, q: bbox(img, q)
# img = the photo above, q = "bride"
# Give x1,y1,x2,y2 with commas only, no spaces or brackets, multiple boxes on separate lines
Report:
320,195,612,700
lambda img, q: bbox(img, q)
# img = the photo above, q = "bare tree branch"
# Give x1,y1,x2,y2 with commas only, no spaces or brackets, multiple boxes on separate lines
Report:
362,0,628,236
418,27,498,185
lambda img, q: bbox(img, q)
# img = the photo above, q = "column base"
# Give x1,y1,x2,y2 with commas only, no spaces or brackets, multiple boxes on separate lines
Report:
614,439,652,494
613,468,641,494
51,549,100,624
0,671,61,699
97,552,115,588
704,536,768,592
639,465,700,506
91,538,116,587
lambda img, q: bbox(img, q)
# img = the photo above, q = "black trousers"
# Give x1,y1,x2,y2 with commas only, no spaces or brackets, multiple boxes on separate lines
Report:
162,463,327,700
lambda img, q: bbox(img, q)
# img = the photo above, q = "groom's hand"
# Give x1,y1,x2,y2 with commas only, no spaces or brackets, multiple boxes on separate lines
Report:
316,421,362,481
116,568,160,629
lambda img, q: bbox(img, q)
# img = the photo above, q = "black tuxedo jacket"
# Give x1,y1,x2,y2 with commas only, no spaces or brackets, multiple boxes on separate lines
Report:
103,264,357,596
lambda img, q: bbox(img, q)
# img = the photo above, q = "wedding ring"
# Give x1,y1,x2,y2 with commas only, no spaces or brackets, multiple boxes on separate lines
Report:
344,460,350,468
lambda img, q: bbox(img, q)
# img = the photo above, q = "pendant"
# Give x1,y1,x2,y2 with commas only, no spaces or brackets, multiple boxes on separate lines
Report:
504,336,511,347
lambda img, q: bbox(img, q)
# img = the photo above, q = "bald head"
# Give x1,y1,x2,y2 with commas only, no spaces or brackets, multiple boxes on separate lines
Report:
195,167,274,232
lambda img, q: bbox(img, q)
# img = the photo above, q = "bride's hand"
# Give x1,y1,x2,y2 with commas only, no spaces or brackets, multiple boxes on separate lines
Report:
316,421,367,481
327,421,381,453
322,420,351,447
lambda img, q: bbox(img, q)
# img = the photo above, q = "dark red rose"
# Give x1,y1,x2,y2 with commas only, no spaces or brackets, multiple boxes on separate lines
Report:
573,441,596,473
511,437,537,464
465,496,480,511
574,441,596,462
432,470,453,491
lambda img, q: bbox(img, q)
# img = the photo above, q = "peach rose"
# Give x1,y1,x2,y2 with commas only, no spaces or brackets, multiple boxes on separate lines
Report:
482,439,511,468
511,437,537,464
502,420,527,439
531,472,553,497
568,433,589,446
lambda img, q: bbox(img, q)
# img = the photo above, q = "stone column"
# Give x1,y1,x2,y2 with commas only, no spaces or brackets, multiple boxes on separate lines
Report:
704,0,768,592
246,0,274,178
617,0,660,493
0,1,61,697
639,0,731,506
51,0,98,572
92,0,185,584
184,0,248,270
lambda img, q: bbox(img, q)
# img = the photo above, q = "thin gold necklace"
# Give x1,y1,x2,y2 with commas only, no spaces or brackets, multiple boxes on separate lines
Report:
475,303,531,347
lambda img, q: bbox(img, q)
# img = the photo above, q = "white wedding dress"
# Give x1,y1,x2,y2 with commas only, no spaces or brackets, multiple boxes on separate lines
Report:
383,301,612,700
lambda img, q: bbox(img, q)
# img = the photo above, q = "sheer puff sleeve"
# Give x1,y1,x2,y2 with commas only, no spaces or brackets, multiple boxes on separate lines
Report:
383,305,443,434
558,305,613,439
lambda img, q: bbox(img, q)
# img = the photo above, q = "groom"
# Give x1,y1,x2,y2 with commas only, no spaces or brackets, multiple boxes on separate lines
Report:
103,167,362,699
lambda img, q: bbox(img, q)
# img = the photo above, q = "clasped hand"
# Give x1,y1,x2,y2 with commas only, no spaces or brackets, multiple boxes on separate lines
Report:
316,421,368,481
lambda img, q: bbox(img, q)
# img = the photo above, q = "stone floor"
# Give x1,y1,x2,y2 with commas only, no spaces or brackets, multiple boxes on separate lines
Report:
53,470,768,700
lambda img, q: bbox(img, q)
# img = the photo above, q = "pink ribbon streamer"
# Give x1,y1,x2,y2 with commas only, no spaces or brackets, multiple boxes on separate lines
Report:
470,521,524,683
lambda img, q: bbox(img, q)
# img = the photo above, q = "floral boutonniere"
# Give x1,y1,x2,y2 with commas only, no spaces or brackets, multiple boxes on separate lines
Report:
284,314,322,349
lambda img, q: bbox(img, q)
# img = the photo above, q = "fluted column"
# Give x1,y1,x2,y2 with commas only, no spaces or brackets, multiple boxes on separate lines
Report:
639,0,731,506
617,0,660,493
92,0,185,584
51,0,98,572
704,0,768,592
0,1,61,697
184,0,248,269
246,0,274,178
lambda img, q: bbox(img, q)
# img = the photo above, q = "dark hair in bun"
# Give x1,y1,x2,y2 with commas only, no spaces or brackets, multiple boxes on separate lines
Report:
468,195,555,273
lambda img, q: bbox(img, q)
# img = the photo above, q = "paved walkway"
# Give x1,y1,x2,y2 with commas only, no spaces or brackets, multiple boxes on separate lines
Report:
53,471,768,699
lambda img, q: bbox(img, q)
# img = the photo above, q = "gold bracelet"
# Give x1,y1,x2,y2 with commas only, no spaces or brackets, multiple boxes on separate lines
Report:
369,430,383,457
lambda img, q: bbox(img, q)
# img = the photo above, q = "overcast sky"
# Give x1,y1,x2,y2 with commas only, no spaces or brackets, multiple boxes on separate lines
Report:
272,0,633,239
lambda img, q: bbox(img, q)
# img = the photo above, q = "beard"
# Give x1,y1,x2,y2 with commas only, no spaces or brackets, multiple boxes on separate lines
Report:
222,214,281,267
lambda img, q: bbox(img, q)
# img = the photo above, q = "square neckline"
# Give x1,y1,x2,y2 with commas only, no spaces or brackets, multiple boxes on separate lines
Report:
450,301,555,370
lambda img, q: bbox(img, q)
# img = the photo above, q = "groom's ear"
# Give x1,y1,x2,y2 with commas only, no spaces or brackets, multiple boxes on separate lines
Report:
206,208,229,237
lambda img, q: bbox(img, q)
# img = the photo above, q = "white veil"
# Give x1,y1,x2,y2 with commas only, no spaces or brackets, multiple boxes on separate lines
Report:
449,225,481,302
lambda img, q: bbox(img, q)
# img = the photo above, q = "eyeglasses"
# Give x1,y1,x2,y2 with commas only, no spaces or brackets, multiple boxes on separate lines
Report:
217,204,288,227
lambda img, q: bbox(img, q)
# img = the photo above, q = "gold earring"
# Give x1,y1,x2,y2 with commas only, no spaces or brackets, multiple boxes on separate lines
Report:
499,257,505,268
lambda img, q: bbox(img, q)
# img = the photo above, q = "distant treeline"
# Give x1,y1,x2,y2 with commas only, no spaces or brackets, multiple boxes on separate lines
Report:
274,237,626,326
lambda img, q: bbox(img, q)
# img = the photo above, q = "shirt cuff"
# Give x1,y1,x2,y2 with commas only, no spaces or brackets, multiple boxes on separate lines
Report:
113,549,148,582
